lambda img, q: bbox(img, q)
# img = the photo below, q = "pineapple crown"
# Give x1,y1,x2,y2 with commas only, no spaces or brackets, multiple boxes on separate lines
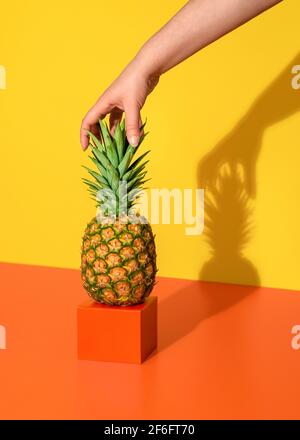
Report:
83,118,149,217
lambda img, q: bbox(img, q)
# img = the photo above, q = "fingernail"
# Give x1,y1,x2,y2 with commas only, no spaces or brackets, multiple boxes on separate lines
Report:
130,136,139,147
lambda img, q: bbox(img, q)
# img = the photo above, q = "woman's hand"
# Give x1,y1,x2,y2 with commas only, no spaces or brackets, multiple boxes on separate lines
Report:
80,61,159,150
80,0,282,151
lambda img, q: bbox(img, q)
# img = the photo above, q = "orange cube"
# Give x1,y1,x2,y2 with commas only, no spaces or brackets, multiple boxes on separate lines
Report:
77,296,157,364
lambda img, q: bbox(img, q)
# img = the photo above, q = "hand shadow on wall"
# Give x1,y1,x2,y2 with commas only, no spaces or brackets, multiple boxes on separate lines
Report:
158,53,300,352
199,52,300,284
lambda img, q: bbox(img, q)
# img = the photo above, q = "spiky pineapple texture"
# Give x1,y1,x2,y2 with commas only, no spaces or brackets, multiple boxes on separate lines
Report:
81,217,157,305
83,118,149,217
81,119,157,306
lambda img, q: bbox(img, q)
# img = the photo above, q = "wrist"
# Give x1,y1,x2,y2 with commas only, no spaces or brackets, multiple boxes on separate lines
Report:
131,44,162,81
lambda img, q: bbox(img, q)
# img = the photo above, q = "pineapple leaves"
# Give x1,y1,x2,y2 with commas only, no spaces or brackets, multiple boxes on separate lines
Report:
123,161,148,184
123,151,150,180
118,145,136,178
140,118,147,132
89,156,108,180
83,117,150,210
86,130,104,151
92,149,116,175
139,131,149,145
82,166,110,188
127,188,144,202
99,119,119,168
92,149,120,191
127,172,147,190
92,149,110,170
98,119,112,148
120,119,127,151
106,142,119,169
82,178,101,192
114,123,124,162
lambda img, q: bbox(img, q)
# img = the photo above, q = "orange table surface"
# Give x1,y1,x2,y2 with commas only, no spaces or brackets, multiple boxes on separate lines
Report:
0,262,299,420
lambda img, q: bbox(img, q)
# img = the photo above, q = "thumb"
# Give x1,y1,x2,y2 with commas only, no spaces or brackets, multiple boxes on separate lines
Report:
125,102,141,147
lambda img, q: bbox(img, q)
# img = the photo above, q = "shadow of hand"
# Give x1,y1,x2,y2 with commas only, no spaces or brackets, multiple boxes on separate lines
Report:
157,52,300,354
199,116,263,198
199,51,300,199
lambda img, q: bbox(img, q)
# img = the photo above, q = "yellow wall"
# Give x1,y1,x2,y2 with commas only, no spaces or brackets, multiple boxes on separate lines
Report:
0,0,300,290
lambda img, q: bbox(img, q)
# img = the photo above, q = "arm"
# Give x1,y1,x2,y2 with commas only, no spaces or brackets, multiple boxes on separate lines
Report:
80,0,283,149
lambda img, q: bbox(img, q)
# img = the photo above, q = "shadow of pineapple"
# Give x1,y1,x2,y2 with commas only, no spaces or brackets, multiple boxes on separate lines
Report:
200,166,259,286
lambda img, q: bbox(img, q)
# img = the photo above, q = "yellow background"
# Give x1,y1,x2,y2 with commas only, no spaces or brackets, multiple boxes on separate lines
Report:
0,0,299,290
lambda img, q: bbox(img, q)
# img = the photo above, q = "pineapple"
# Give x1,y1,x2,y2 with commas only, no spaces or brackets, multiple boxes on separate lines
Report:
81,119,157,306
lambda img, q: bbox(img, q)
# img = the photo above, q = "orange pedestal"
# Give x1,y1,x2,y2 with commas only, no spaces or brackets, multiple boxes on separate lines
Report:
77,296,157,364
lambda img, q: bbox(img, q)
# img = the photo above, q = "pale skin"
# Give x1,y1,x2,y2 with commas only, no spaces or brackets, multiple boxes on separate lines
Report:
80,0,283,150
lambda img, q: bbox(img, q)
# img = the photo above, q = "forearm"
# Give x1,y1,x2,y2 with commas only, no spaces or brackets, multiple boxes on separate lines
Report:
132,0,283,77
80,0,283,148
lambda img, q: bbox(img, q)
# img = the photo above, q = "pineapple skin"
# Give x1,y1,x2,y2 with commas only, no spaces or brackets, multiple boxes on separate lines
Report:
81,217,157,306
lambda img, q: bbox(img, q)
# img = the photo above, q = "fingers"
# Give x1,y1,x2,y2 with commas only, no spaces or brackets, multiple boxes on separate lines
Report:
109,108,123,136
124,102,141,147
81,92,143,149
80,98,114,150
244,160,256,199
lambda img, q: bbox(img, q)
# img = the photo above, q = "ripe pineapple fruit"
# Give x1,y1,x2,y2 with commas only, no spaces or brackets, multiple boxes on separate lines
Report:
81,119,157,306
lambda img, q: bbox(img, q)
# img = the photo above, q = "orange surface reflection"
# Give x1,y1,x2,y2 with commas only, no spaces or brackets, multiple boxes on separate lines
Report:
0,263,299,419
